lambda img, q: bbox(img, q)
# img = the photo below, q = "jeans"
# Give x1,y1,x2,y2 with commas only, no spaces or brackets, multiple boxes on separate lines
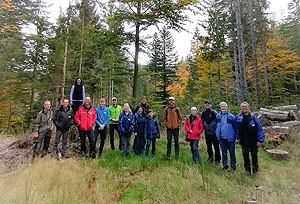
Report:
145,138,156,156
79,130,96,158
133,132,146,155
205,133,221,162
166,129,179,158
241,145,259,174
94,127,107,156
33,129,52,157
109,124,121,150
52,129,68,156
190,139,201,164
121,134,131,157
72,101,82,113
219,138,236,169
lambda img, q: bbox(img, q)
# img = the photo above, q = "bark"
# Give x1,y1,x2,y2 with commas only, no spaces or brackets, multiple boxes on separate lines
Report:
79,2,85,77
259,108,294,121
234,42,241,104
62,13,70,100
216,55,222,97
248,0,261,107
262,39,271,104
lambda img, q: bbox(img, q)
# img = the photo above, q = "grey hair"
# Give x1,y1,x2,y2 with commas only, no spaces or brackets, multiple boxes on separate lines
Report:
219,102,228,107
44,100,51,105
190,107,197,111
240,101,250,107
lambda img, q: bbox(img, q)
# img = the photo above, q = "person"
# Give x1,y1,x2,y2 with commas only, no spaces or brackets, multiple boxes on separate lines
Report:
216,102,237,171
75,97,97,159
118,103,134,157
201,101,221,163
236,102,265,175
144,109,160,158
109,97,123,150
33,101,54,158
132,106,146,156
163,97,182,160
94,98,110,157
70,77,86,113
134,96,151,116
52,99,74,158
185,107,204,164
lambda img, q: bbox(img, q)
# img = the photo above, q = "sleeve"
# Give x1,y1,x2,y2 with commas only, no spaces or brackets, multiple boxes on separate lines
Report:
82,86,86,101
104,108,110,126
95,109,101,127
163,109,168,127
156,120,160,137
71,109,75,125
132,114,137,133
53,109,59,127
232,115,238,139
92,108,97,125
34,112,41,132
195,118,204,135
75,109,81,126
144,119,147,139
185,118,190,133
70,85,74,101
177,108,183,125
254,116,265,143
118,114,125,133
235,115,240,140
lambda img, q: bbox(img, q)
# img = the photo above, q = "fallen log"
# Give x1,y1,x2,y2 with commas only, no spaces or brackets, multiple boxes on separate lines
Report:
259,108,294,121
266,149,289,160
273,105,298,113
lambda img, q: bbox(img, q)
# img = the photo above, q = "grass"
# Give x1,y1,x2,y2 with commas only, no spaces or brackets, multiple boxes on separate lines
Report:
0,133,300,204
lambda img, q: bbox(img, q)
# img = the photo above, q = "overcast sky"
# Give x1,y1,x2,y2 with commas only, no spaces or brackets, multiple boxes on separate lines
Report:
45,0,289,64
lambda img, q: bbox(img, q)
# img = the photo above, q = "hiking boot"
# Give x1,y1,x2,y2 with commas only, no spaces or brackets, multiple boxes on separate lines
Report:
62,153,70,159
222,165,229,170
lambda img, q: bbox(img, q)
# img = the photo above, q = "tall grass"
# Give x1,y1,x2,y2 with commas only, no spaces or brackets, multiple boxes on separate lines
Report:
0,134,300,204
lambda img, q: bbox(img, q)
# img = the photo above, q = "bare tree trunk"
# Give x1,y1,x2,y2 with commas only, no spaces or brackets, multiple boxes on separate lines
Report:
235,0,247,103
62,13,70,100
248,0,261,107
262,39,271,104
234,42,241,104
132,2,141,100
79,3,85,77
216,55,222,97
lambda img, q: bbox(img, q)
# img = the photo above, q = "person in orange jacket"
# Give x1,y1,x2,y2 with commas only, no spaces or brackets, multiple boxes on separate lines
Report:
75,97,97,159
185,107,204,164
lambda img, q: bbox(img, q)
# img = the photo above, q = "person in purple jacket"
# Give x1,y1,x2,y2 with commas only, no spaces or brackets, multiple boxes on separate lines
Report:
70,77,86,113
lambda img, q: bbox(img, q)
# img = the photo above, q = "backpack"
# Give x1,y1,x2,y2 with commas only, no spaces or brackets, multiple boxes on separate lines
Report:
165,107,179,122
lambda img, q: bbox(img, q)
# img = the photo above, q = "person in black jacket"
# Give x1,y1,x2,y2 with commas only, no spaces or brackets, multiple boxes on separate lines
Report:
201,101,221,163
52,99,74,158
134,96,151,116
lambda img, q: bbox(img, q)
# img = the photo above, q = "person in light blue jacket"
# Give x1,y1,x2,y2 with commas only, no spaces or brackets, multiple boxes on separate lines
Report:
216,102,237,171
94,98,110,157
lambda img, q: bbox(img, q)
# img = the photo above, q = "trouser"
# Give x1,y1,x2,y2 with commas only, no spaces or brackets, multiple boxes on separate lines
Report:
166,129,179,158
94,127,107,156
79,130,96,158
145,138,156,156
52,129,68,156
133,132,146,155
241,145,259,174
33,129,52,157
205,133,221,162
121,134,131,157
219,139,236,169
72,101,82,113
109,124,121,150
190,139,201,164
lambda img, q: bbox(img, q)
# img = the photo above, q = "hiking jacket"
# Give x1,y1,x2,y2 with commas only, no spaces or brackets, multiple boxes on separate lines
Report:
35,109,54,133
109,105,123,125
118,111,134,136
132,113,146,134
201,109,218,135
216,112,237,142
53,105,74,131
185,115,204,140
144,116,160,139
163,105,182,129
75,106,97,131
236,113,265,146
95,106,110,127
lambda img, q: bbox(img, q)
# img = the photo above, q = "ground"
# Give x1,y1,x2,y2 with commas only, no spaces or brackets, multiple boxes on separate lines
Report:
0,133,299,204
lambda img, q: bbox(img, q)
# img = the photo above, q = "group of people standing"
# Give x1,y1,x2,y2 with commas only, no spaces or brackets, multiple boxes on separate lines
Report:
33,77,265,176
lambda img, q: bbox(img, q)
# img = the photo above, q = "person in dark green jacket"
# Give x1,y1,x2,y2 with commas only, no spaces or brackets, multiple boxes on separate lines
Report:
109,97,123,150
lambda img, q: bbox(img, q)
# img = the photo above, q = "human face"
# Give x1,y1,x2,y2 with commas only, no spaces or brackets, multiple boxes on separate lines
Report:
44,102,51,111
191,109,197,116
241,103,250,115
141,98,147,104
84,97,91,106
62,100,69,108
123,104,129,112
148,112,154,117
99,100,105,108
137,107,143,114
168,99,175,106
76,78,82,85
112,99,117,106
205,103,212,109
220,104,228,114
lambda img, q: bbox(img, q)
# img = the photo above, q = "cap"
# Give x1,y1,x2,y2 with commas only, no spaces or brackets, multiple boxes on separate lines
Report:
204,100,212,104
168,97,175,101
112,97,117,101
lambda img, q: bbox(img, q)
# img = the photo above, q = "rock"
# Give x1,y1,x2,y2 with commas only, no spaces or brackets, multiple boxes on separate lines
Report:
266,149,289,160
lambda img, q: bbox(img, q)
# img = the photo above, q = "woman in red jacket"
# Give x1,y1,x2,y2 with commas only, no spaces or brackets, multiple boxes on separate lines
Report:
185,107,204,164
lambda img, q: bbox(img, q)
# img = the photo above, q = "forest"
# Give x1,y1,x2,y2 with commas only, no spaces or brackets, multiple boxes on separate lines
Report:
1,0,300,133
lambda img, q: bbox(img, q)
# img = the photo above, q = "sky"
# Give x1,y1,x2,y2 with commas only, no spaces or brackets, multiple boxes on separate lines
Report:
45,0,289,64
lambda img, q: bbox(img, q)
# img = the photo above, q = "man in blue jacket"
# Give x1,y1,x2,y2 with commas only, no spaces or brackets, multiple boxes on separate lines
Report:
95,98,110,157
216,102,237,171
236,102,265,175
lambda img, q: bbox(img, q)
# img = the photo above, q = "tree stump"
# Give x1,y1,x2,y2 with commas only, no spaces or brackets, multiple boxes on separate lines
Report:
266,149,289,160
